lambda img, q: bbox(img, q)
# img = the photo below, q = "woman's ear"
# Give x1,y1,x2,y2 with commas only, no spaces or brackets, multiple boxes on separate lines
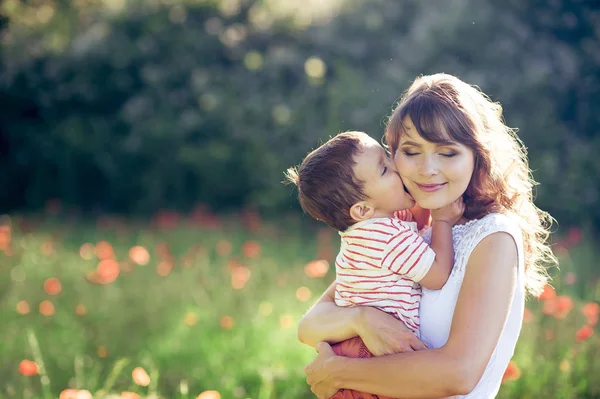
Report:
350,201,375,222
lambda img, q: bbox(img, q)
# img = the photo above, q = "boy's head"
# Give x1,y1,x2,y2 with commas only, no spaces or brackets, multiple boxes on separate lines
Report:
286,131,415,231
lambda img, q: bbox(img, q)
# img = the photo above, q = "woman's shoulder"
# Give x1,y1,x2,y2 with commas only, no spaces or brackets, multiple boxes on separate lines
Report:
451,212,523,277
459,212,523,253
462,212,520,234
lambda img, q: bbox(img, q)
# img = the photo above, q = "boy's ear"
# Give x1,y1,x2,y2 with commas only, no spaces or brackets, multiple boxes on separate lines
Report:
350,201,375,222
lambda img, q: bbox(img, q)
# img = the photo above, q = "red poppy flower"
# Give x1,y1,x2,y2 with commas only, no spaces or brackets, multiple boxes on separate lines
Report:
39,300,55,316
231,266,251,289
582,302,599,326
220,315,234,329
59,389,79,399
16,300,30,315
95,241,115,260
129,246,150,265
241,241,261,259
0,225,11,251
132,367,150,386
197,391,221,399
576,325,594,342
98,259,120,283
43,277,62,295
18,360,38,376
502,361,521,382
552,296,574,319
537,285,556,301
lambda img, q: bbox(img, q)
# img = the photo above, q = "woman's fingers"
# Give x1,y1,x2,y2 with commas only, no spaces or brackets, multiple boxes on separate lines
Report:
304,362,316,385
316,341,333,354
310,380,338,399
411,336,428,351
305,342,339,397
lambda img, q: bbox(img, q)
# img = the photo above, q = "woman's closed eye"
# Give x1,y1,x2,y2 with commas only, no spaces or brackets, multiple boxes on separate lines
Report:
440,152,457,158
401,150,457,158
381,166,388,176
401,150,419,156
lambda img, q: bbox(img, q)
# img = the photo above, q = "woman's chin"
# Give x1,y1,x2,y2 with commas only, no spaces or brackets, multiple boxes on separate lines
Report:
414,197,449,210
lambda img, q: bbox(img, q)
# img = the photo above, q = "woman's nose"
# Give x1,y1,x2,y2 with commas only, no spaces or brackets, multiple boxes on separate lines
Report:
419,155,439,176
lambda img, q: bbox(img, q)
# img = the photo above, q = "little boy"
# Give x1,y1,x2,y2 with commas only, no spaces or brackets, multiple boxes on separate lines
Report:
286,131,463,341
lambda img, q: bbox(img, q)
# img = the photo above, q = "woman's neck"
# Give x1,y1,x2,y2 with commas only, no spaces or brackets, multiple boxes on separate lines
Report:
455,216,472,226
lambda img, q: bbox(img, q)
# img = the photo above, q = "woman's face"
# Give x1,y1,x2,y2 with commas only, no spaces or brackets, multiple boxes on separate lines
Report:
393,117,475,210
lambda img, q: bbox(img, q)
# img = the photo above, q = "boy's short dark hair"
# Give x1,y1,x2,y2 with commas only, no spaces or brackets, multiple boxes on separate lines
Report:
285,131,368,231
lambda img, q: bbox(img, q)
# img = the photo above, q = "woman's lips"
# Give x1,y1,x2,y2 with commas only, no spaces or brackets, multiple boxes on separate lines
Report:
415,182,447,192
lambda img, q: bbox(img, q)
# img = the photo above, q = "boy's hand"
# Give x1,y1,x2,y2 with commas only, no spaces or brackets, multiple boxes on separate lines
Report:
393,209,414,222
430,197,465,225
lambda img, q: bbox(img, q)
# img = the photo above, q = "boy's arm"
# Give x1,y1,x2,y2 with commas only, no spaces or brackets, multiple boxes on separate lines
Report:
417,220,454,290
409,205,431,230
381,226,437,286
382,226,451,291
384,200,463,290
418,198,465,289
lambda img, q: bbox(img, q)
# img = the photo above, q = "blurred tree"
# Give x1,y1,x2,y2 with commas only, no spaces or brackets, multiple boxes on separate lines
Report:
0,0,597,231
486,0,600,229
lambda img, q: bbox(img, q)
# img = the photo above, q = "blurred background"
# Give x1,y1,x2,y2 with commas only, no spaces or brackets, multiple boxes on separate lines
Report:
0,0,599,398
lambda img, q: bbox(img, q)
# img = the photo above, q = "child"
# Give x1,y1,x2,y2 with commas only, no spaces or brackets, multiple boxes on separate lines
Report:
286,131,463,399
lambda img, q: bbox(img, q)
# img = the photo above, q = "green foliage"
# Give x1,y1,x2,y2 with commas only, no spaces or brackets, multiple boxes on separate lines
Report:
0,0,598,230
0,214,599,398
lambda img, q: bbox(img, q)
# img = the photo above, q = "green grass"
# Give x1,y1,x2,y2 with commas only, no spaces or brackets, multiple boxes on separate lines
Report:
0,212,598,399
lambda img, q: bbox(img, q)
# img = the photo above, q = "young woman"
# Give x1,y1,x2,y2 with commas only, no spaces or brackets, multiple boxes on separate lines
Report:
298,73,556,398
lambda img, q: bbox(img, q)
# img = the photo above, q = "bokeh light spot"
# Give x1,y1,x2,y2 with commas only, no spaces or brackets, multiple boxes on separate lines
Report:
39,300,55,316
243,51,263,71
304,57,326,79
16,300,30,315
132,367,151,386
296,286,312,302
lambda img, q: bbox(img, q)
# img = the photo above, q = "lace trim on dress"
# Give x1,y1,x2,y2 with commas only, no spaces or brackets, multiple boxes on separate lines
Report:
422,213,522,281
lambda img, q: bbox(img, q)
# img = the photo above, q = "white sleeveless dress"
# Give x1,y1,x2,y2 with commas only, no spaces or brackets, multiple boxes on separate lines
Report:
419,213,525,398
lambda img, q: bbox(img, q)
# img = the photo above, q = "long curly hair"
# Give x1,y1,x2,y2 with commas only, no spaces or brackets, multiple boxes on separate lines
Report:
385,73,556,295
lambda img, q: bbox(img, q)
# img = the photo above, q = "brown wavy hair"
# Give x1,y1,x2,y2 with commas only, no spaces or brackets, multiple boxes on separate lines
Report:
285,131,368,231
385,73,556,295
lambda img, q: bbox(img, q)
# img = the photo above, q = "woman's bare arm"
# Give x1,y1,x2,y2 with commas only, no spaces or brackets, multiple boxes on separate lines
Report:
297,281,361,347
298,281,426,354
307,232,519,398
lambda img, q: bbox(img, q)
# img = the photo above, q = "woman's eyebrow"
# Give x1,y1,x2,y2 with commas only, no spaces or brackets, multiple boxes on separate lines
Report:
400,140,422,147
400,139,458,147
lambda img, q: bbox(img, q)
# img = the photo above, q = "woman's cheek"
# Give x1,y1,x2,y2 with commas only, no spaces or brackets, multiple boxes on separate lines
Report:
394,156,409,177
399,165,417,186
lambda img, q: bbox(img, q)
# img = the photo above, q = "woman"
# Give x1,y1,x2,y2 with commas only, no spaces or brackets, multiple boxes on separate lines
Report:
298,73,556,398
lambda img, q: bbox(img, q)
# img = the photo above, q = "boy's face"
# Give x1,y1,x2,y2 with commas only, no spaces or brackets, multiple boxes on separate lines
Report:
353,136,415,217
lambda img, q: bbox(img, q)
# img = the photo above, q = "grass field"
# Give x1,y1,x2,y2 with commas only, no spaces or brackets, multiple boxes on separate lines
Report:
1,208,599,399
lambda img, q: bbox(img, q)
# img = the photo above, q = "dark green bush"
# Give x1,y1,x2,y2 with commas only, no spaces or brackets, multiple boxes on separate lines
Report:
0,0,597,230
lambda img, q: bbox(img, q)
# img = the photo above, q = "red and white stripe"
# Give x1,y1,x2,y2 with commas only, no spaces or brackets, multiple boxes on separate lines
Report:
334,217,435,336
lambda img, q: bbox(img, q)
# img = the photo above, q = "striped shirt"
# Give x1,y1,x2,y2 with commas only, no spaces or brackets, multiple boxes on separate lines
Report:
334,217,436,336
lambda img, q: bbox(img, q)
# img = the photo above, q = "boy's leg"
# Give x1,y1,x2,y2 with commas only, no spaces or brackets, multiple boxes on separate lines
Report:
330,337,392,399
331,336,374,358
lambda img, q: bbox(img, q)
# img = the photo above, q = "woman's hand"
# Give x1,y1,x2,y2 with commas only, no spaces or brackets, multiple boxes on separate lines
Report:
305,342,341,399
355,307,427,356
